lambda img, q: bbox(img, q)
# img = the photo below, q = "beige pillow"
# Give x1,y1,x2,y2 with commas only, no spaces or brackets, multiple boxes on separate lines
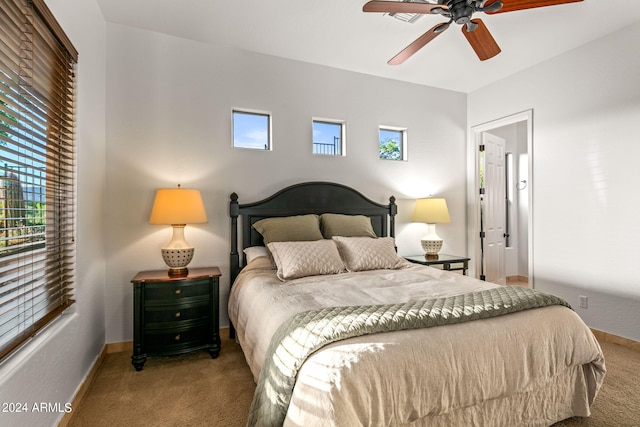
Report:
332,236,401,272
320,213,377,238
252,215,323,245
267,240,346,281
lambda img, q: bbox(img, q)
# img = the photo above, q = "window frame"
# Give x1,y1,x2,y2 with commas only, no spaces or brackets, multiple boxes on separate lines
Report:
0,0,77,361
379,125,407,161
232,109,272,151
312,118,346,157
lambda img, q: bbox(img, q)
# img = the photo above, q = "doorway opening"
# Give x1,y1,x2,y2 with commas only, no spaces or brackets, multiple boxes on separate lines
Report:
470,110,533,287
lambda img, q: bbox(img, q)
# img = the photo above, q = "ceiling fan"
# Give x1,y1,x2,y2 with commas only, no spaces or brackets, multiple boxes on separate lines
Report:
363,0,584,64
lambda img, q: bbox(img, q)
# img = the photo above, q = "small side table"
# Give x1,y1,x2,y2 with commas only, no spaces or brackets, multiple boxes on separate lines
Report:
404,254,470,275
131,267,221,371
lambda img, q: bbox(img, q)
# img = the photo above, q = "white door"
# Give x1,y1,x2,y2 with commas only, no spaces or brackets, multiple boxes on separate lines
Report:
481,132,506,284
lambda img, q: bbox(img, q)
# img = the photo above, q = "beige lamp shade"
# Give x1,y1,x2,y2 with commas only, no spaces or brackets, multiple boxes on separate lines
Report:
412,198,450,258
411,198,450,224
150,186,207,277
150,187,208,225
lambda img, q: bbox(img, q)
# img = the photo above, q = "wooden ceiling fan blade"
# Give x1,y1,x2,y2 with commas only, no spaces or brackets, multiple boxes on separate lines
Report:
462,19,501,61
363,1,447,14
484,0,583,14
388,24,447,65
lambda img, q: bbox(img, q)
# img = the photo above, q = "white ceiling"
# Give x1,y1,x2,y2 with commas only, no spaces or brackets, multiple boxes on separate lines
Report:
96,0,640,93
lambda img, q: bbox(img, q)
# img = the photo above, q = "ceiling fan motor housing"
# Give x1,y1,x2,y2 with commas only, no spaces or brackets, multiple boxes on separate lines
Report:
440,0,474,25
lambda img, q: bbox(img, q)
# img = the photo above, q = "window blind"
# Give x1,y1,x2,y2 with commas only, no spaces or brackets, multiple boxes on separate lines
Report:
0,0,77,360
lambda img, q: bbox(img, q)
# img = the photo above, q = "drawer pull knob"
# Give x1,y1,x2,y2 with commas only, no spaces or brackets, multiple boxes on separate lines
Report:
175,311,181,318
174,289,181,295
174,334,181,341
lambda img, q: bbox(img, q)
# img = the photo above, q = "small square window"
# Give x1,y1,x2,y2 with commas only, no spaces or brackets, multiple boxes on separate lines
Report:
379,126,406,161
313,119,345,156
233,109,271,150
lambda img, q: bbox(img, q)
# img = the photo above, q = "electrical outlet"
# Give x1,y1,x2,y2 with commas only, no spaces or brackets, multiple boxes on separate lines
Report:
579,295,588,309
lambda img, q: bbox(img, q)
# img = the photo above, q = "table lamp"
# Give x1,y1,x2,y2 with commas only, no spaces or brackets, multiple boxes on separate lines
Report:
411,198,450,259
150,185,208,277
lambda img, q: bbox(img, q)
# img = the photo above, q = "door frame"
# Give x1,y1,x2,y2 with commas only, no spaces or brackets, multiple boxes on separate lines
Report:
468,110,534,286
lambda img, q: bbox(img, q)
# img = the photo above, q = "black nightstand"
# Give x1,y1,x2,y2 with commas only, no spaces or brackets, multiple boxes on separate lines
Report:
404,254,470,275
131,267,221,371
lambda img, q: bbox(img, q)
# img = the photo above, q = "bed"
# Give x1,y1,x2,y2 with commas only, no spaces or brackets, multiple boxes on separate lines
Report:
228,181,605,427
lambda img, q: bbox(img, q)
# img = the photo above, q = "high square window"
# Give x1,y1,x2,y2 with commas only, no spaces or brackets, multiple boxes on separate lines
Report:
312,119,345,156
232,109,272,150
379,126,407,161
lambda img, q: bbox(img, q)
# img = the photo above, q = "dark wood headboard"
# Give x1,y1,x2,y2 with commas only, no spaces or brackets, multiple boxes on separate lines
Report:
229,181,397,279
228,182,397,336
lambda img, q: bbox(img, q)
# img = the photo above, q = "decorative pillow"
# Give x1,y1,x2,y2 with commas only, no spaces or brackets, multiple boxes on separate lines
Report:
267,240,346,281
243,246,268,264
320,213,377,238
332,236,402,272
252,215,323,245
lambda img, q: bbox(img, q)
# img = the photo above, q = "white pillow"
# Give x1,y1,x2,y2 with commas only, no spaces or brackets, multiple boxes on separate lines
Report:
332,236,402,272
243,246,269,264
267,240,346,281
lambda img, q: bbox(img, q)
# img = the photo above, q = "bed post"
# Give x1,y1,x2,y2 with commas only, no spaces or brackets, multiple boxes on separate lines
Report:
389,196,397,238
229,192,239,339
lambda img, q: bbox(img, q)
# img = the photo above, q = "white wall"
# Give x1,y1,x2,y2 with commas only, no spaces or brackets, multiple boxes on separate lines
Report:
0,0,107,426
468,23,640,341
104,23,468,344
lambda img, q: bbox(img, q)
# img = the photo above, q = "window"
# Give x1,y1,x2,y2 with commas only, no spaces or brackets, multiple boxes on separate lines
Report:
232,110,271,150
312,119,345,156
0,0,77,360
379,126,407,160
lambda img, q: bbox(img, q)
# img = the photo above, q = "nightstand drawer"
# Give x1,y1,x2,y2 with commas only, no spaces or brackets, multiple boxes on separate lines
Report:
144,324,210,353
143,279,211,301
144,303,210,324
143,294,210,310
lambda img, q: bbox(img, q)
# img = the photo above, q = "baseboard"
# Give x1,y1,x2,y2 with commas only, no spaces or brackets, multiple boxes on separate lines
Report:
57,345,108,427
220,326,231,340
106,341,132,354
591,329,640,352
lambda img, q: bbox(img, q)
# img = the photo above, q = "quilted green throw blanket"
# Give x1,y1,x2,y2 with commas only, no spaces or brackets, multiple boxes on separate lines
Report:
247,286,571,427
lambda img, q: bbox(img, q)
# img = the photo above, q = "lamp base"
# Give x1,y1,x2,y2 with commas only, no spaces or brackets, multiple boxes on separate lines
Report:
167,267,189,278
420,239,443,256
161,247,194,276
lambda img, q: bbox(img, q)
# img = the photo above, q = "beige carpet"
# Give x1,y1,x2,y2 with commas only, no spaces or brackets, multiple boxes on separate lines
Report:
65,335,639,427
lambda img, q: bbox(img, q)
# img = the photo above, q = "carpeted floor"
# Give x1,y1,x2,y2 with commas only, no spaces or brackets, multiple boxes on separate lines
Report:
64,335,639,426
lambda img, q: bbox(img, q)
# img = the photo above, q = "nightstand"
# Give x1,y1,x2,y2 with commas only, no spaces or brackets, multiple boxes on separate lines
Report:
131,267,221,371
404,254,470,275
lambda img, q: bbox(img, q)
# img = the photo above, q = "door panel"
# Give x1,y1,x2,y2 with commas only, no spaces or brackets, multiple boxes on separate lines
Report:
482,132,506,284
